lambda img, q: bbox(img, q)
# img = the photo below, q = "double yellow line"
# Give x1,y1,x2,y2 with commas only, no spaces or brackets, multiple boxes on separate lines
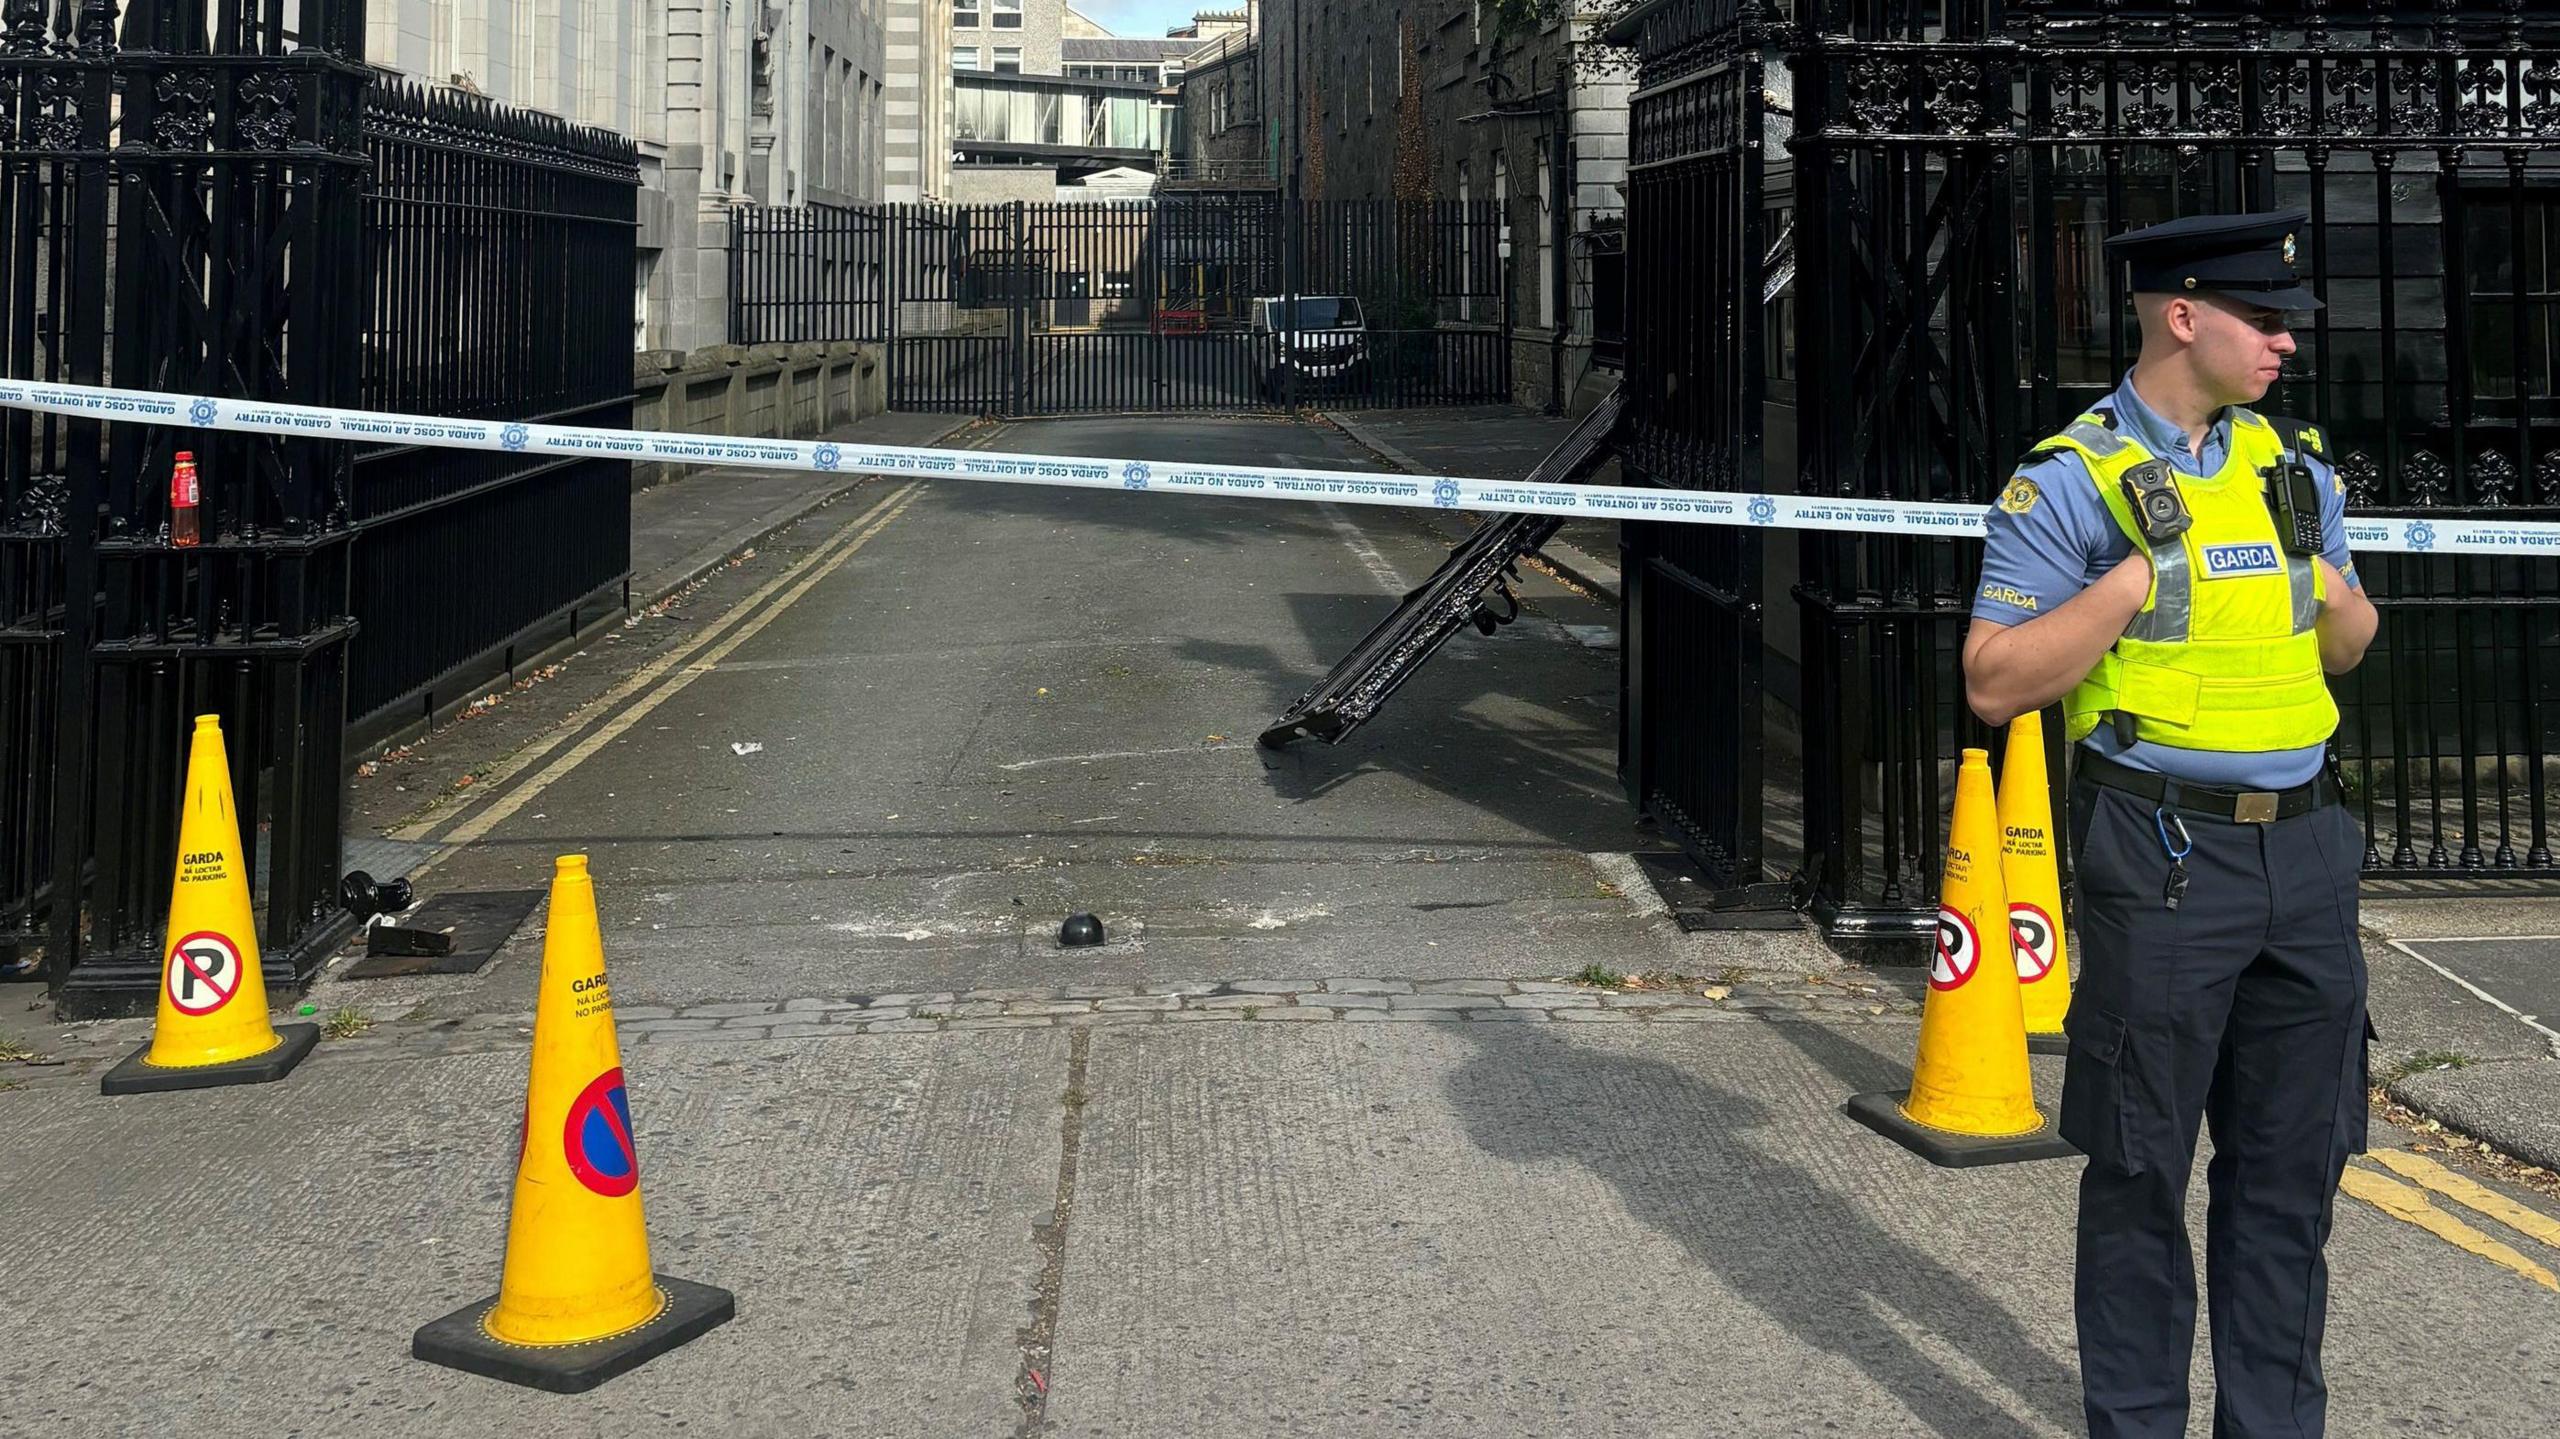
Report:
389,479,929,860
2342,1149,2560,1292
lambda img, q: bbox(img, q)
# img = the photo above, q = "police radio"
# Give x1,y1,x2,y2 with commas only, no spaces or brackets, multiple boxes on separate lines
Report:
2119,459,2190,545
2265,456,2324,557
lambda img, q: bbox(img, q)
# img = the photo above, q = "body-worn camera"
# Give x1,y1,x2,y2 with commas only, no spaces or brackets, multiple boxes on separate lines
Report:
2120,458,2190,544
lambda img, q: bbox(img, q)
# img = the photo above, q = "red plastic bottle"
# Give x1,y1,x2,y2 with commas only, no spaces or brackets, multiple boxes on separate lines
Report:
170,450,200,548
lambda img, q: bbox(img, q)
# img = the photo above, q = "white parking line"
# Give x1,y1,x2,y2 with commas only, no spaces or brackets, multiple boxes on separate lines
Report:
2385,937,2560,1050
1319,501,1408,594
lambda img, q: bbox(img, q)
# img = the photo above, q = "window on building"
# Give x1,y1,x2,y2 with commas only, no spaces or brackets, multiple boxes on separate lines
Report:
954,46,981,71
2025,182,2176,386
634,250,658,350
992,0,1021,28
993,46,1022,74
2466,188,2560,411
1493,153,1510,315
1534,153,1554,330
1587,224,1625,369
954,0,978,24
1765,204,1796,387
1457,165,1473,322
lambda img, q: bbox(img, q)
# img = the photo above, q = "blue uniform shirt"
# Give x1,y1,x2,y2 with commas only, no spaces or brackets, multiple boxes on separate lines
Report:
1972,373,2360,789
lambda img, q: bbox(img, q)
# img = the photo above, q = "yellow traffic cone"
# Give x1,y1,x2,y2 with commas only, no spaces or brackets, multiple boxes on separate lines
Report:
1999,715,2072,1054
1847,748,2075,1166
101,715,318,1095
414,855,732,1392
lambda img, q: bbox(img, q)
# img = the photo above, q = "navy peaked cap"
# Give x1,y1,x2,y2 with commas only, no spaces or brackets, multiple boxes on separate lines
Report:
2103,208,2322,311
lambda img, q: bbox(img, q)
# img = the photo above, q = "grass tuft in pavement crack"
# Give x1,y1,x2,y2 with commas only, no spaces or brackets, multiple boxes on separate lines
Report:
320,1007,376,1041
2382,1049,2473,1083
1571,963,1627,989
1015,1029,1090,1436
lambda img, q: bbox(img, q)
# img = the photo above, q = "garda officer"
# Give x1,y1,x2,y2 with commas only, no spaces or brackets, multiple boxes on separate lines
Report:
1962,209,2382,1439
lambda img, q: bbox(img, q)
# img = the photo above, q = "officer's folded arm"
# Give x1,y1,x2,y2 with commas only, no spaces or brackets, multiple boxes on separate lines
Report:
2311,556,2380,675
1965,550,2380,727
1962,554,2156,728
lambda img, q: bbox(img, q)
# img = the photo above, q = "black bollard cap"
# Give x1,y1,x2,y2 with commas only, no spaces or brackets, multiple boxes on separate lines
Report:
338,870,417,920
1059,913,1106,948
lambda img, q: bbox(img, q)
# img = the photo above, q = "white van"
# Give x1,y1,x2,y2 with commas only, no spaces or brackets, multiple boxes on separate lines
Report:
1247,295,1368,398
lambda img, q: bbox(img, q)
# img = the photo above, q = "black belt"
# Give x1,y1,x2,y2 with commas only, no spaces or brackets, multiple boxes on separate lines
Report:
2074,749,2338,824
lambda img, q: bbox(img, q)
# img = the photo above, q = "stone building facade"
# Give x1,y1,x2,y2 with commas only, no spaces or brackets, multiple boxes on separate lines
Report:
887,0,958,204
1175,23,1268,179
948,0,1063,76
368,0,901,352
1239,1,1629,411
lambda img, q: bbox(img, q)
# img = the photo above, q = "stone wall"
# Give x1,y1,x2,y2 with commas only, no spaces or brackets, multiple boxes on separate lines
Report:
631,342,891,488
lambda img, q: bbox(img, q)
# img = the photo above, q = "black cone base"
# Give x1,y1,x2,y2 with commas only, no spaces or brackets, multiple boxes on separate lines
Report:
1845,1090,2080,1168
101,1023,319,1096
413,1275,736,1393
2026,1031,2070,1057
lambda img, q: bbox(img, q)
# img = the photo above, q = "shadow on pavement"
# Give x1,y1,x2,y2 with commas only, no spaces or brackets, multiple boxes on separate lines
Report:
1443,1023,2083,1439
1185,623,1634,857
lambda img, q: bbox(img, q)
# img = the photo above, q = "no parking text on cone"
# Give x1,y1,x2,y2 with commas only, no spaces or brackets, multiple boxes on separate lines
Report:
1846,747,2076,1167
413,855,733,1392
101,715,319,1096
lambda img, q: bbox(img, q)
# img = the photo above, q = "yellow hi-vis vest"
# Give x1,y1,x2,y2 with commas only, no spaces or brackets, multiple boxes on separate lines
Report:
2039,408,2339,753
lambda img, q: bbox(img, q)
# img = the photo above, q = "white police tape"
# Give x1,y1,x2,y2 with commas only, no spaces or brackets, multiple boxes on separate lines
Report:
0,377,2547,557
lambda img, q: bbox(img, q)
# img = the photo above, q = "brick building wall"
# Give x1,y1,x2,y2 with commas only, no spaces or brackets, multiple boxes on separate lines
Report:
1250,1,1629,410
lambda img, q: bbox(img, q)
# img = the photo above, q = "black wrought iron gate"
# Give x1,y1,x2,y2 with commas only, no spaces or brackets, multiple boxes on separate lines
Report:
732,196,1514,417
1617,9,1774,901
1,2,638,1014
1615,0,2560,943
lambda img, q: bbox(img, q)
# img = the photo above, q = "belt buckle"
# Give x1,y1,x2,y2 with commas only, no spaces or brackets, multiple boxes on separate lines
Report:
2234,791,2279,824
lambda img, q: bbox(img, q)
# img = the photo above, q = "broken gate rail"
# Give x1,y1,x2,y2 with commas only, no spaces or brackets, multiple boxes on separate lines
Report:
1260,387,1629,750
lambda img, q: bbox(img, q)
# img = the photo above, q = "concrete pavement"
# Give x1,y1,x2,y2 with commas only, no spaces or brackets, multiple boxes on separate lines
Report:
6,985,2556,1436
6,411,2558,1436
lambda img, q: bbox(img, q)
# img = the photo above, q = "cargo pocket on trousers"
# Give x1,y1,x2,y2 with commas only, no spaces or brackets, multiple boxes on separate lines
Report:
2345,1014,2377,1155
2060,1007,2143,1175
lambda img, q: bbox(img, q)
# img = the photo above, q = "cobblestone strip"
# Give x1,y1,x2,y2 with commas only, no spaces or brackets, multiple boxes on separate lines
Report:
607,976,1921,1045
2,976,1928,1082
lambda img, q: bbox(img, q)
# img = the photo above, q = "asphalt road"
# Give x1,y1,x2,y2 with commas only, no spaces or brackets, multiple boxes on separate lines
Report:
357,412,1839,1017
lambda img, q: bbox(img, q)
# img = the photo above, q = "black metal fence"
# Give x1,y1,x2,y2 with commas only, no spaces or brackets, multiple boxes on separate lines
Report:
352,83,638,733
1615,0,2560,943
0,5,636,1013
732,196,1513,415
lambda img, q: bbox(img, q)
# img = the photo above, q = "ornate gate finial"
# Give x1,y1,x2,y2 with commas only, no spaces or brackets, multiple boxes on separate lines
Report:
72,0,113,54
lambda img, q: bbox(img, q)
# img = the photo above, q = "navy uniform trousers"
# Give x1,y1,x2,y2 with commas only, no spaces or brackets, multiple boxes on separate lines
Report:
2061,772,2372,1439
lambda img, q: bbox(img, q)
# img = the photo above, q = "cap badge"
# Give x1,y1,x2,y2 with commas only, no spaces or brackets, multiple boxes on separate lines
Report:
2282,232,2297,266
